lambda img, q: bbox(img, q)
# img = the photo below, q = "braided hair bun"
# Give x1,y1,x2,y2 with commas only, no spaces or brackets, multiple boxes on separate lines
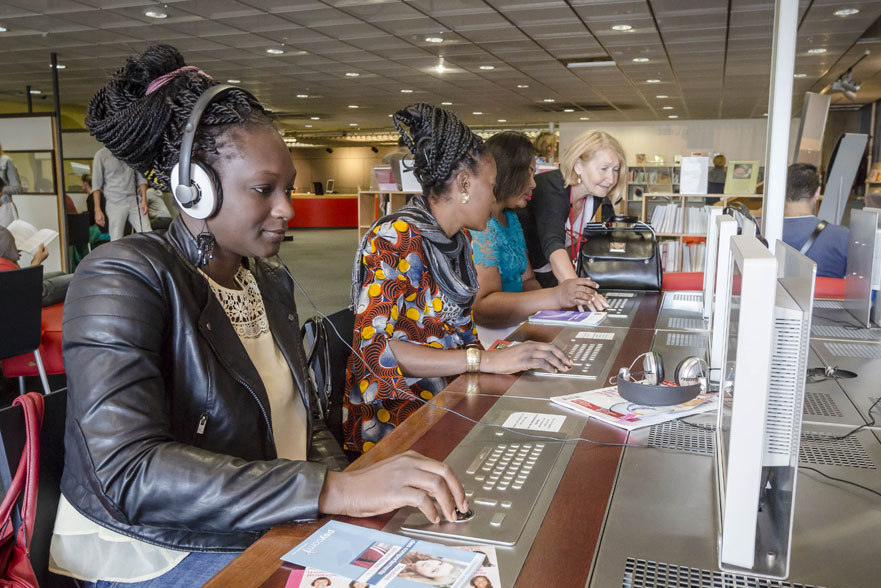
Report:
392,103,486,197
86,44,268,189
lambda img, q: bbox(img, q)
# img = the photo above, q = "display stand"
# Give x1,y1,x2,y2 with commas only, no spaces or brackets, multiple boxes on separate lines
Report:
357,189,420,239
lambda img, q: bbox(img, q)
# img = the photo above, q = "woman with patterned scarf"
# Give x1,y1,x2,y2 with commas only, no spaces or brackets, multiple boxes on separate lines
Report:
345,104,572,453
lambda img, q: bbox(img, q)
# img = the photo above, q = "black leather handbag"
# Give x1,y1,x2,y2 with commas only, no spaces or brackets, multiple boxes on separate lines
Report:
576,216,662,291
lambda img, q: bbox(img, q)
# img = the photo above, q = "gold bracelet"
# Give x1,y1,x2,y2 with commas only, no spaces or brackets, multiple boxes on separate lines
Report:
466,347,482,373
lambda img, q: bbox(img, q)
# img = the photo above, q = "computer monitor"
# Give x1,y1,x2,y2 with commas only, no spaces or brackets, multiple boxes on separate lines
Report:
701,207,724,319
708,214,738,380
325,179,334,194
715,236,815,579
843,207,881,327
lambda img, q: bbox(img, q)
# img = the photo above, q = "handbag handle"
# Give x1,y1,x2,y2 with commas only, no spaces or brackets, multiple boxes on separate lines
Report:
605,214,639,225
585,220,657,240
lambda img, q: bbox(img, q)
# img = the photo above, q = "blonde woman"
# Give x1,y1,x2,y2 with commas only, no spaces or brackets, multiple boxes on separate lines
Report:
533,130,558,165
521,130,627,299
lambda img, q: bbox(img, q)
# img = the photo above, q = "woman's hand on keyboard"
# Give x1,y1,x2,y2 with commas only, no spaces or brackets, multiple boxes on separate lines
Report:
482,341,572,374
555,277,609,312
318,451,468,524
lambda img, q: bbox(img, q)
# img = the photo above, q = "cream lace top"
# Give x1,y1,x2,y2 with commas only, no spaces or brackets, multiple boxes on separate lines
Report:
50,265,307,582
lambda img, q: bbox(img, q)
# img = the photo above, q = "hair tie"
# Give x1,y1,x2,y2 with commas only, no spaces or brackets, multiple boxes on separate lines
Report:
145,66,209,95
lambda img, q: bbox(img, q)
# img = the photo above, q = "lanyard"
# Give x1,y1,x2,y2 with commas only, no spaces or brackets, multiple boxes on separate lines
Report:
568,189,587,262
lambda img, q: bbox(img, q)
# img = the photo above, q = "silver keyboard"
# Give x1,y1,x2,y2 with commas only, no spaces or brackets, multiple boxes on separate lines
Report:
400,430,566,546
534,332,613,379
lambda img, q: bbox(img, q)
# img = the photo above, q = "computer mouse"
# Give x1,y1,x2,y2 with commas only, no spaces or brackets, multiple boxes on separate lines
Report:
454,508,474,523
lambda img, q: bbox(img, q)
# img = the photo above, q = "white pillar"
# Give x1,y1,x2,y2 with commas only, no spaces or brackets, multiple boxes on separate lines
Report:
761,0,798,253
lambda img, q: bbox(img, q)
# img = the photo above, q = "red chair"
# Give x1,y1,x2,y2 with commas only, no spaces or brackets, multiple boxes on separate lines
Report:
814,277,845,299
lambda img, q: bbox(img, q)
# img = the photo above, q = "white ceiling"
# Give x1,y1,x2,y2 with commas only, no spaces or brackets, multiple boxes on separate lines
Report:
1,0,880,139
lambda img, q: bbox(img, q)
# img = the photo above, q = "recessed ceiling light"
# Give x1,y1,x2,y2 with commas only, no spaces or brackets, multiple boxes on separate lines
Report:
425,35,444,43
793,73,807,78
763,112,769,116
517,84,529,88
668,115,678,119
656,95,669,98
472,111,483,115
834,8,859,17
296,94,308,98
227,79,241,83
611,24,633,31
435,62,445,73
348,105,359,109
50,64,66,69
0,26,7,32
310,116,320,120
646,79,661,83
441,101,452,105
498,119,507,122
479,65,495,70
563,108,575,112
349,123,358,126
662,106,674,110
29,90,41,94
632,57,650,63
305,124,313,128
807,48,827,55
543,98,555,102
266,48,285,55
580,117,590,120
401,89,413,93
345,72,360,77
144,9,167,19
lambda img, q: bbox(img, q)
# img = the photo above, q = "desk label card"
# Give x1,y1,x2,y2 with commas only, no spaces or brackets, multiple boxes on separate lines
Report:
502,411,566,432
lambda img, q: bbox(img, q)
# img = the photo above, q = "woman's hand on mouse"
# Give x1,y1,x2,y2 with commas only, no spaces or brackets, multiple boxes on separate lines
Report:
318,450,468,524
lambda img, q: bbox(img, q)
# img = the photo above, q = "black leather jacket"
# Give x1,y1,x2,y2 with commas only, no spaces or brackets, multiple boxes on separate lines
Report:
61,216,345,552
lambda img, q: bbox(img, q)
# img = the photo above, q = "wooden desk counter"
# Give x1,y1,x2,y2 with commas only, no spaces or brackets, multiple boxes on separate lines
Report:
206,295,660,588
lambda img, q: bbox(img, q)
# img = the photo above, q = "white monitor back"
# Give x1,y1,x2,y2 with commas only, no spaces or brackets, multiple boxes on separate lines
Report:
844,208,880,327
398,160,422,192
709,215,738,380
715,235,777,574
701,208,724,320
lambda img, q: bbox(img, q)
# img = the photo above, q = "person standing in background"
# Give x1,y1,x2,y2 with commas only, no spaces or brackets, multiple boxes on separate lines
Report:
145,187,173,230
707,154,727,200
90,147,151,240
0,142,22,227
533,131,558,165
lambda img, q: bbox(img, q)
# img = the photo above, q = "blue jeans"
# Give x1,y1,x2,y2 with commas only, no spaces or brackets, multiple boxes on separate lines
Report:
85,551,240,588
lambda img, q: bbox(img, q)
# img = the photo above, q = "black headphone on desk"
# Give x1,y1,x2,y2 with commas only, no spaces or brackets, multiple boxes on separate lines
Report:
170,84,257,219
614,352,707,406
806,365,858,383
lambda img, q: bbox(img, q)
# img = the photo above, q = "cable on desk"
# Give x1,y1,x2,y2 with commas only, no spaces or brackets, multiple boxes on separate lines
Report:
283,259,649,450
799,466,881,500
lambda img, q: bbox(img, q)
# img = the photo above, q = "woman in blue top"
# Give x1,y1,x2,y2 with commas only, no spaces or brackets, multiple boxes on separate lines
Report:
472,132,599,329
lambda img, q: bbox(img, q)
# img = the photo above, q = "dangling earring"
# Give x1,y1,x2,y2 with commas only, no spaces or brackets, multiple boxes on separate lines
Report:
195,222,216,266
460,192,471,204
577,175,583,184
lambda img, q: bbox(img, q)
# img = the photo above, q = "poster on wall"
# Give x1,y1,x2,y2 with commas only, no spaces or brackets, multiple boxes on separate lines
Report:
724,161,760,195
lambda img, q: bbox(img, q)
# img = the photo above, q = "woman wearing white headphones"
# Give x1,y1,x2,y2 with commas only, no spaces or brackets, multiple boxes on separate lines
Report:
52,45,468,587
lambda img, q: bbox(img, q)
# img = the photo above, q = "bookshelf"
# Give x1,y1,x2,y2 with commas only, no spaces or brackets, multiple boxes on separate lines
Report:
640,192,763,272
357,189,421,239
626,164,680,216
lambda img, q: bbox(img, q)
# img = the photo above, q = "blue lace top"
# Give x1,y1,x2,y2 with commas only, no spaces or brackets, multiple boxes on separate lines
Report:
472,211,529,293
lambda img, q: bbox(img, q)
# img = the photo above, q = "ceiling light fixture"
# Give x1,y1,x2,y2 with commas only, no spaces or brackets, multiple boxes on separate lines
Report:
296,94,308,98
345,72,359,77
401,89,413,93
305,124,313,128
266,48,285,55
611,24,633,31
310,116,320,120
425,35,444,43
580,117,590,120
656,94,669,98
807,48,827,55
348,105,359,109
668,115,678,119
349,123,358,126
435,57,446,74
646,79,661,83
479,65,495,70
543,98,555,102
662,106,673,110
50,64,66,69
565,59,616,68
227,79,241,83
472,111,483,115
441,101,452,105
517,84,529,88
563,108,575,112
29,90,41,94
498,119,507,122
834,8,859,17
144,9,167,18
0,26,7,32
632,57,650,63
793,73,807,78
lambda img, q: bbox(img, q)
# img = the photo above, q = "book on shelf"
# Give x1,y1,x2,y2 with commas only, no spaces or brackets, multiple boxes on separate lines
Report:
528,310,607,327
6,219,58,255
281,521,484,588
550,385,718,431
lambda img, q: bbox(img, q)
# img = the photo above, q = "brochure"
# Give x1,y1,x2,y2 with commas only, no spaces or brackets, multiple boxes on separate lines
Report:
281,521,483,588
550,384,718,431
6,219,58,255
528,310,606,327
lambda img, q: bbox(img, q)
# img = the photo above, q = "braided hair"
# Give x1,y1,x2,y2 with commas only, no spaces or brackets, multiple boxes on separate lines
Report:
392,103,486,198
85,44,271,190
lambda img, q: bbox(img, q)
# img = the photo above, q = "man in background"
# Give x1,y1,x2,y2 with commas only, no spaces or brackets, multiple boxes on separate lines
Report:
91,147,151,241
0,142,22,227
782,162,848,278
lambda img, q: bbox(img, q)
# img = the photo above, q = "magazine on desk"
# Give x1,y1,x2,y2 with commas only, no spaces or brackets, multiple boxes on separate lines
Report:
550,385,717,431
281,521,483,588
528,310,606,327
